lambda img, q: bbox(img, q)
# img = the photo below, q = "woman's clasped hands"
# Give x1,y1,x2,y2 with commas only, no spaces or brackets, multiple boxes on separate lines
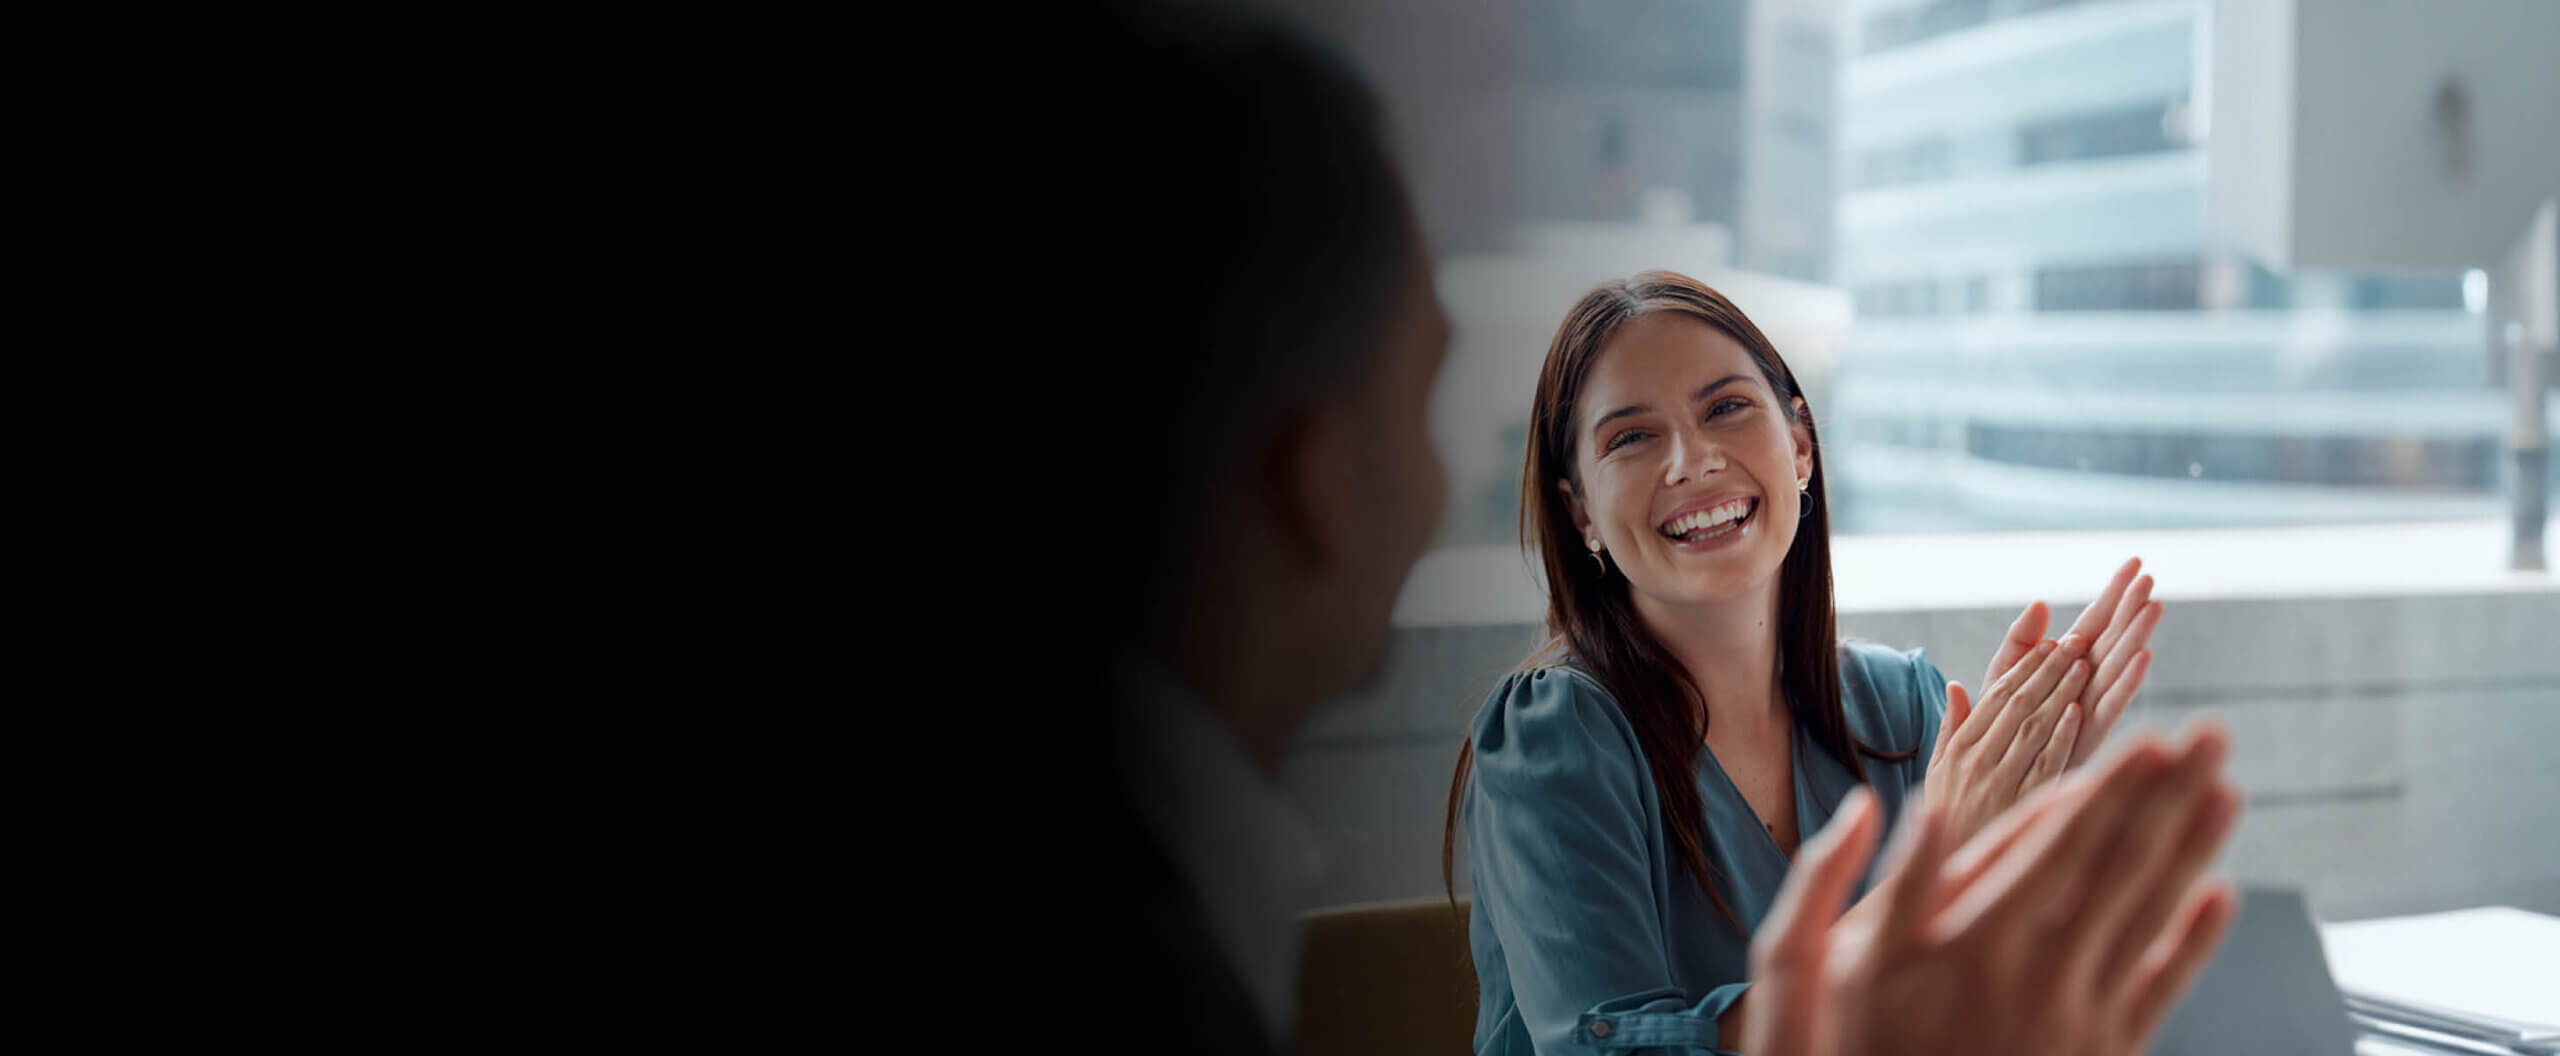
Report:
1926,557,2165,843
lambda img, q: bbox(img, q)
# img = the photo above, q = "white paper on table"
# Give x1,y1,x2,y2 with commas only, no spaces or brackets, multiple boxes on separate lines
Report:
2319,906,2560,1032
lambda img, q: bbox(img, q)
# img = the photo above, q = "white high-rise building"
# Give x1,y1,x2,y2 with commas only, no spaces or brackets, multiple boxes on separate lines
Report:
1825,0,2536,531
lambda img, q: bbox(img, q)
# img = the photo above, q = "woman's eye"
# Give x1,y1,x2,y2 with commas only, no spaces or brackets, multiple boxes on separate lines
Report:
1606,429,1652,453
1707,398,1750,419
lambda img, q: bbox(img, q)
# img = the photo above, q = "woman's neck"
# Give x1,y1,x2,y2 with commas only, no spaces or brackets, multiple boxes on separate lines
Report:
1633,580,1788,740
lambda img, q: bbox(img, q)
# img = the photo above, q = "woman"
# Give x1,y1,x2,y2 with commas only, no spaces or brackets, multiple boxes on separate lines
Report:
1446,271,2163,1055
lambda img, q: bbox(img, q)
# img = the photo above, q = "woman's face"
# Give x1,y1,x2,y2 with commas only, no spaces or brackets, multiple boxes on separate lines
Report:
1564,312,1813,609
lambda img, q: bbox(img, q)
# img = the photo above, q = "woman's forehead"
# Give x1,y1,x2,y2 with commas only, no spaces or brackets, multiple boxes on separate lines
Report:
1585,314,1760,398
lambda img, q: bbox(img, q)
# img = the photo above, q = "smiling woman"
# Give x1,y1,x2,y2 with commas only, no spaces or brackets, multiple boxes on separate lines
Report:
1443,271,2164,1056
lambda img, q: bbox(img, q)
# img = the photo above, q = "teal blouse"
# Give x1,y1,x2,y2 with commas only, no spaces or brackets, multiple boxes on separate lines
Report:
1463,641,1950,1055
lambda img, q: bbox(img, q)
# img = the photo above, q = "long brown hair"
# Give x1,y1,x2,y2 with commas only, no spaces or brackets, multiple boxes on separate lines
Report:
1441,270,1909,931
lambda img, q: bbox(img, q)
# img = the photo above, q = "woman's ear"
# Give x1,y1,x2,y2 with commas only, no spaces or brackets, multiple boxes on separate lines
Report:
1790,396,1814,486
1558,477,1597,545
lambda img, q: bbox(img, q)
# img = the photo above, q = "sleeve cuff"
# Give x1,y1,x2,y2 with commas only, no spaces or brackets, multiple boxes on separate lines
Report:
1570,981,1751,1052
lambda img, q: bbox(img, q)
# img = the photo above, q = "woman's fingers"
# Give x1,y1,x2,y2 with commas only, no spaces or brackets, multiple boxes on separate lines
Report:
2072,649,2152,768
2065,557,2142,643
1997,657,2089,781
1985,600,2051,687
1933,682,1973,765
2015,701,2081,798
1991,659,2089,794
1954,638,2053,756
1970,635,2087,768
2093,574,2155,665
2087,599,2162,709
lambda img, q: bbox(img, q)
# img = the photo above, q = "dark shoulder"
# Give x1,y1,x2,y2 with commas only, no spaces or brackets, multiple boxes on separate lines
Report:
1096,791,1279,1056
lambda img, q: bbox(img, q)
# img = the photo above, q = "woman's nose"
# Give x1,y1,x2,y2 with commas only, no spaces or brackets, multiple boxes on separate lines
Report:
1666,429,1724,487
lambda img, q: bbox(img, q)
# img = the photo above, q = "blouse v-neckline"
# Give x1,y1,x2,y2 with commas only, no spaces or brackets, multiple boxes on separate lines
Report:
1696,710,1819,865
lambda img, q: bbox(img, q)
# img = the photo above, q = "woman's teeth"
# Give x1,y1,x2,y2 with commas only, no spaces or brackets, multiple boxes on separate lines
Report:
1661,498,1756,541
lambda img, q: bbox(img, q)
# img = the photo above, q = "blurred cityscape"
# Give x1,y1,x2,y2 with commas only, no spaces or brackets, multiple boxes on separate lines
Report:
1373,0,2557,543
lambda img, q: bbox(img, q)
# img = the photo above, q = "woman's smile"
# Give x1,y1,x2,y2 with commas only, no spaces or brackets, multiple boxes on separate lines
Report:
1656,492,1761,552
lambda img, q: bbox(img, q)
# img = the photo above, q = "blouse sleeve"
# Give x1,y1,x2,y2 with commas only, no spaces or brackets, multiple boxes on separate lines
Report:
1467,669,1748,1055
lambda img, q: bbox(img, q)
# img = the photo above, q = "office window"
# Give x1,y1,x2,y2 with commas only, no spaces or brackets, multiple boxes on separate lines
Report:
1852,137,1952,189
1861,0,1991,55
2034,258,2203,311
1966,425,2505,490
2018,100,2185,166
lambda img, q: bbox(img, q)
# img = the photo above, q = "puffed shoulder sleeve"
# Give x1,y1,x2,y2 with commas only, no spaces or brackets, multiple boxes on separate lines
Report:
1467,669,1748,1055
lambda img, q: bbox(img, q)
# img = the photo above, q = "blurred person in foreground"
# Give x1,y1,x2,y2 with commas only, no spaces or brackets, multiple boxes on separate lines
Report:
1061,6,2239,1055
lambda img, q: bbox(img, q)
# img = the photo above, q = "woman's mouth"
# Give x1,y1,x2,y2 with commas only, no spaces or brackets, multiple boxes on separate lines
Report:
1658,497,1758,550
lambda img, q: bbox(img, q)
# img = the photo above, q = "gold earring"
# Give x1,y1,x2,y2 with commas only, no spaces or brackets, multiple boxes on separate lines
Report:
1587,537,1608,575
